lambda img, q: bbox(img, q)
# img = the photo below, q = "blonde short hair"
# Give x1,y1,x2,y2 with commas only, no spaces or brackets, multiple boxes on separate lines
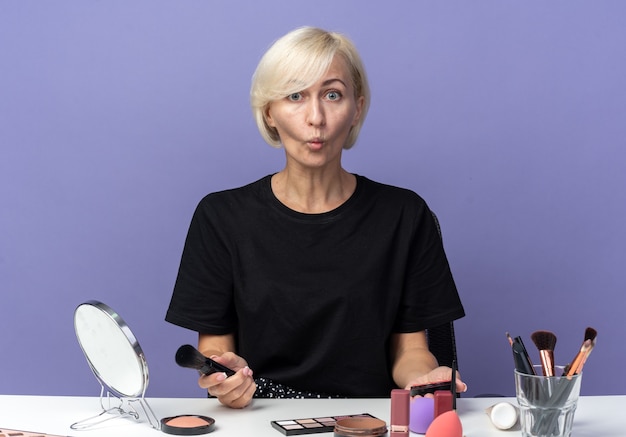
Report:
250,27,370,149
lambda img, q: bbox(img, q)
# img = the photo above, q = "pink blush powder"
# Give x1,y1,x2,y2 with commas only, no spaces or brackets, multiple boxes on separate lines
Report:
160,414,215,435
166,416,210,427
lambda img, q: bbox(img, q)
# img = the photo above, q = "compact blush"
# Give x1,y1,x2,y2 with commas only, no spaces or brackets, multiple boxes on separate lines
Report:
334,416,388,437
271,413,382,436
160,415,215,435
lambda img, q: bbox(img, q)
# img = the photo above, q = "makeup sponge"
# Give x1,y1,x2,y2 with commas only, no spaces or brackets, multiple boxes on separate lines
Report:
424,411,462,437
409,397,435,434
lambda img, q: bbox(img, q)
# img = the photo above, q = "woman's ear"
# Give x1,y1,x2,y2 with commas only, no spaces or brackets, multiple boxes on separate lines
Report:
352,95,365,126
264,105,275,127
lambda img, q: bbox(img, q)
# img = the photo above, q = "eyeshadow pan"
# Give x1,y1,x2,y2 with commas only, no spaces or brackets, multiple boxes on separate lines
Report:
302,423,323,428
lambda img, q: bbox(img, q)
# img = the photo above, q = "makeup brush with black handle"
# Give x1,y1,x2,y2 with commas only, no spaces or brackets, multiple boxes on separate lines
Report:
175,344,236,377
531,330,557,377
507,333,536,375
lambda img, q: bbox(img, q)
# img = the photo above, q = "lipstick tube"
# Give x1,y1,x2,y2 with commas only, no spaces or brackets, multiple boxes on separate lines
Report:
390,389,410,437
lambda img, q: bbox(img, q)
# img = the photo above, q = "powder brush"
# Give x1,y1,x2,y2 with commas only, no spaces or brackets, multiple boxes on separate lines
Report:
531,330,557,377
565,327,597,377
175,344,236,377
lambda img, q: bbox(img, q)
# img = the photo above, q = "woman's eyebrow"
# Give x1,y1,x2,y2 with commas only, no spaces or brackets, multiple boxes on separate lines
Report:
322,78,347,87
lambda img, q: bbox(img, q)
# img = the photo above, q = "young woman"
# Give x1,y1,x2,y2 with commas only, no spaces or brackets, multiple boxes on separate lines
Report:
166,26,465,409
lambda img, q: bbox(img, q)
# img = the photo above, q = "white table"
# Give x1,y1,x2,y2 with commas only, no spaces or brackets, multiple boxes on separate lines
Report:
1,395,624,436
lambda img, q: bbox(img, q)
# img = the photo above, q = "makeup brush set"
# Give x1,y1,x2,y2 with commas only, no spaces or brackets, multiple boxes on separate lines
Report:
507,326,597,378
507,327,597,436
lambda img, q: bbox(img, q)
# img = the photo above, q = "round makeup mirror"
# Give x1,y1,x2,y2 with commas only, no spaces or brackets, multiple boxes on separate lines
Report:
72,300,158,430
74,300,147,397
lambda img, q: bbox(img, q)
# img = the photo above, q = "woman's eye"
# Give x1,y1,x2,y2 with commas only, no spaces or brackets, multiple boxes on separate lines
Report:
326,91,341,101
287,92,302,101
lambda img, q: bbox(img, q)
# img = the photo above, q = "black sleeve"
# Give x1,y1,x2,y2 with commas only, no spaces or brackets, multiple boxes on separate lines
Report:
394,205,465,332
165,195,237,334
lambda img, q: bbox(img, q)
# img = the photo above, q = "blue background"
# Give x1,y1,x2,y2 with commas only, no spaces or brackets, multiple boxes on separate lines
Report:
1,1,624,398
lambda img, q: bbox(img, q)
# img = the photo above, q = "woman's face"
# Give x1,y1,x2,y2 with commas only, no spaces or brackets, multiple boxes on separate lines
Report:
265,55,364,170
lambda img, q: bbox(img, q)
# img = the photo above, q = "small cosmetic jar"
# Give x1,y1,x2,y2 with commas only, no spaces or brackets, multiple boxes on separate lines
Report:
160,415,215,435
334,417,388,437
486,401,519,430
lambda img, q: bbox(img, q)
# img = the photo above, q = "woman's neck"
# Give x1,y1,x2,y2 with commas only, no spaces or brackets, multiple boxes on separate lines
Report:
271,168,356,214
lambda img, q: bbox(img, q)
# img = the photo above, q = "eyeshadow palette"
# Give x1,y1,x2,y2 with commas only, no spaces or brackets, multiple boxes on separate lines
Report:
271,413,379,435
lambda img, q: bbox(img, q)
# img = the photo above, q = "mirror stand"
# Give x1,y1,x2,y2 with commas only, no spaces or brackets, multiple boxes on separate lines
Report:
70,383,159,430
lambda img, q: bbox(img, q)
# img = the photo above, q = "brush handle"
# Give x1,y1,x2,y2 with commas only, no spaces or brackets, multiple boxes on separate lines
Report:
451,360,457,410
565,339,595,377
198,357,237,377
539,350,555,377
532,375,580,435
512,337,536,375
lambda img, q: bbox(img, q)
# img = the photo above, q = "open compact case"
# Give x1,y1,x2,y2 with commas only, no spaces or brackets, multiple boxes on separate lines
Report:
72,300,215,435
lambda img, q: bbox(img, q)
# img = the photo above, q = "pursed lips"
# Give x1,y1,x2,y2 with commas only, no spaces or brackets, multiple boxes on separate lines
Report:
306,138,325,150
307,136,324,144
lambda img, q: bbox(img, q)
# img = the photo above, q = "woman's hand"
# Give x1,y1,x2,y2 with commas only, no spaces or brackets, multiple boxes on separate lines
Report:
405,365,467,397
198,351,257,408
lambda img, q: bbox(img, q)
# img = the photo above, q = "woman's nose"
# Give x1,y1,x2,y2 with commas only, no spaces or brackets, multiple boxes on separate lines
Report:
306,99,326,126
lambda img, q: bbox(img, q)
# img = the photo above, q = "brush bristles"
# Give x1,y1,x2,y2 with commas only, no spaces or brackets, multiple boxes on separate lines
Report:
175,344,208,370
584,327,597,342
530,330,557,351
564,327,598,376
